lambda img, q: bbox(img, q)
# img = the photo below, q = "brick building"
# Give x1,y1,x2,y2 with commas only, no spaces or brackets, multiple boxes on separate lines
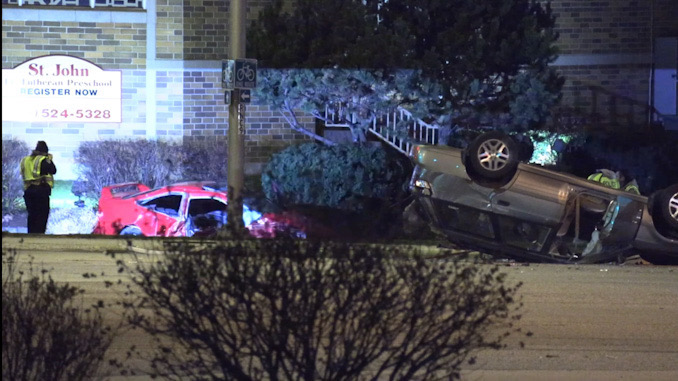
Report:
2,0,677,180
551,0,677,130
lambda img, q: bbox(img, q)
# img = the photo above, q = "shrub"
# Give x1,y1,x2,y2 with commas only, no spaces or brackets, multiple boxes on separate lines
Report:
2,250,115,380
75,139,234,201
2,139,29,215
115,238,523,380
74,139,184,200
262,142,410,211
261,143,412,239
180,139,228,182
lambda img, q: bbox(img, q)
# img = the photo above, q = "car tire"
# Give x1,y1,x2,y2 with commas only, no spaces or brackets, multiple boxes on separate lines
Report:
467,131,519,180
657,184,678,232
120,225,143,236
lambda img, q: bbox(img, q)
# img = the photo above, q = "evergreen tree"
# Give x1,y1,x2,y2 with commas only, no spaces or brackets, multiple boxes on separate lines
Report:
248,0,562,143
380,0,562,128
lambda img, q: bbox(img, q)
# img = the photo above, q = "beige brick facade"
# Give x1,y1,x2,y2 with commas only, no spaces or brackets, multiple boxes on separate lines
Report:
550,0,677,126
2,0,676,179
156,0,183,60
552,0,651,55
2,20,147,68
2,1,313,179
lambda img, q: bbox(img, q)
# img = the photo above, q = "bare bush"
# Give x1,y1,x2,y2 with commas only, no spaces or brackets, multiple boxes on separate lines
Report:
115,238,523,380
181,139,228,182
1,250,116,381
75,140,184,200
74,139,230,202
2,139,29,215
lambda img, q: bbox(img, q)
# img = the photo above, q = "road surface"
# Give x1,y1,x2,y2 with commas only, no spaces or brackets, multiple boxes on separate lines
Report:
3,233,678,380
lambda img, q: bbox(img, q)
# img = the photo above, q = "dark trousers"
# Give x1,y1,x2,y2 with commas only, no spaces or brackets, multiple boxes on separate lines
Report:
24,185,51,234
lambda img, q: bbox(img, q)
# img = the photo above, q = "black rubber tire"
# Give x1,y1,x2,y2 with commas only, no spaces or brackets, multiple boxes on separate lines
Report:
657,184,678,232
467,131,519,180
120,225,143,236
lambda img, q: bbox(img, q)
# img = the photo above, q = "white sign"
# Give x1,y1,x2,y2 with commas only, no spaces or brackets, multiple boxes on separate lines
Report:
2,55,122,123
222,60,235,90
3,0,144,9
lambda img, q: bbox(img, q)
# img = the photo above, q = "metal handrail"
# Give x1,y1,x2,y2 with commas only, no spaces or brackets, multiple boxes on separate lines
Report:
324,105,440,154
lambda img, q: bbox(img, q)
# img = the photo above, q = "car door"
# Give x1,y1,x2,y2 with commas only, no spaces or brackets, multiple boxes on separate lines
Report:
488,165,572,226
553,190,642,258
426,171,497,212
577,191,643,248
184,197,228,237
137,193,184,236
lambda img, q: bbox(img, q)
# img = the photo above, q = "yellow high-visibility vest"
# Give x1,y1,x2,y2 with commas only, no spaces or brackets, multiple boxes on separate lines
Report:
624,182,640,195
587,172,620,189
20,155,54,189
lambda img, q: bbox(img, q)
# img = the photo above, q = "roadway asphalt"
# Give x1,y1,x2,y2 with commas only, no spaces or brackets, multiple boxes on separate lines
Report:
3,233,678,380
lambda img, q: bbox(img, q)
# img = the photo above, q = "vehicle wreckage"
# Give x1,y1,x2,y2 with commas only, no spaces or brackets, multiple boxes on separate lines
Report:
405,131,678,264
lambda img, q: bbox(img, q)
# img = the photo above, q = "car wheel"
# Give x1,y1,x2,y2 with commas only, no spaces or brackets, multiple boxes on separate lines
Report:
467,131,519,180
120,225,143,236
658,184,678,231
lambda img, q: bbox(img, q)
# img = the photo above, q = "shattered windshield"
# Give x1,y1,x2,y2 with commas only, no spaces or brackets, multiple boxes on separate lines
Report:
496,216,551,252
436,204,495,239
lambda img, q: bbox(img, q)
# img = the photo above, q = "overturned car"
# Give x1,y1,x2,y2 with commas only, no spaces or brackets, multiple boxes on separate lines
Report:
406,131,678,264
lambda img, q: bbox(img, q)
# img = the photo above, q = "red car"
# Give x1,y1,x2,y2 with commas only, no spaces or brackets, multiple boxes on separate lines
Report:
92,181,311,238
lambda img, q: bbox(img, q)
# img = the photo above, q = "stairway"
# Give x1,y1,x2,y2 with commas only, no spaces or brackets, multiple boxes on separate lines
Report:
323,105,440,155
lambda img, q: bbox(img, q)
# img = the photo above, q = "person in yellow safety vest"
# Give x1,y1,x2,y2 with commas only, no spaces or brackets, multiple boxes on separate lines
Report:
20,141,57,233
616,170,641,195
587,169,621,189
623,179,640,195
588,169,641,195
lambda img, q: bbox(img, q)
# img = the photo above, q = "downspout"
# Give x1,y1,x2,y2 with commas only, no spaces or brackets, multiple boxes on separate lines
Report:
648,0,655,125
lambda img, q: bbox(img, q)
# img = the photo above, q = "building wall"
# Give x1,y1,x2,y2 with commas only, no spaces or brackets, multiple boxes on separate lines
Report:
179,0,313,171
550,0,677,126
2,13,150,179
1,1,313,180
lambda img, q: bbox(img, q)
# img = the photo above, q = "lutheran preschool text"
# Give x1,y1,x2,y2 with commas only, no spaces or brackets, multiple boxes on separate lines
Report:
22,62,112,95
2,55,122,123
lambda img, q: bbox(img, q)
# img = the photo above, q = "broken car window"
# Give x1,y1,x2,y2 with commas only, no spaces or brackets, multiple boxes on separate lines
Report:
140,194,182,217
496,216,551,252
436,203,496,239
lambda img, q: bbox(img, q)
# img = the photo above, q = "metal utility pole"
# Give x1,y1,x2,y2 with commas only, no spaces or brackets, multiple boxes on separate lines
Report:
227,0,246,233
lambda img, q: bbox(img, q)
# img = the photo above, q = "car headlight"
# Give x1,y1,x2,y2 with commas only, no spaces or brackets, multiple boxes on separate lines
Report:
414,179,431,189
413,179,432,196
